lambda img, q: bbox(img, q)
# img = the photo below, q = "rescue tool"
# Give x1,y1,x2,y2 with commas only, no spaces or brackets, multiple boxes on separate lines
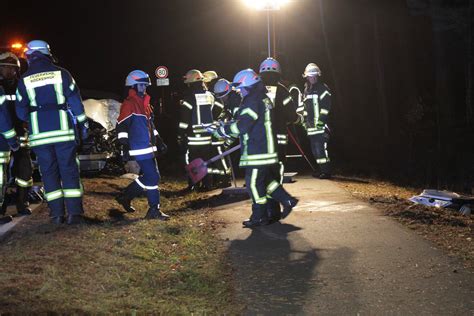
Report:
186,145,241,184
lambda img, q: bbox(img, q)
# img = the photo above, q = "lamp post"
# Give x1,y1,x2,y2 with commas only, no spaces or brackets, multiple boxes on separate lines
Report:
243,0,290,58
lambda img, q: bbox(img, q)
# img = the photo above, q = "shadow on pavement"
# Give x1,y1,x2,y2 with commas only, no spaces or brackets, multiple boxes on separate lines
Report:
228,223,319,314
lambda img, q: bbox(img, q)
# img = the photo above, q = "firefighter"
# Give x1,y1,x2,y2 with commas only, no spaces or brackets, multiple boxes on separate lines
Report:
302,63,332,179
203,71,229,186
0,86,20,224
15,40,88,225
0,51,34,217
259,57,301,221
209,69,298,228
178,69,219,190
116,70,169,220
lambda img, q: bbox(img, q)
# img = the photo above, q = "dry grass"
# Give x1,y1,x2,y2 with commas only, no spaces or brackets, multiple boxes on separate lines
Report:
334,177,474,269
0,176,236,314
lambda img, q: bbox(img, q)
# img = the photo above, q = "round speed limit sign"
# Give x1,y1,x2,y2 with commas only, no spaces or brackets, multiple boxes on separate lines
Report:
155,66,169,79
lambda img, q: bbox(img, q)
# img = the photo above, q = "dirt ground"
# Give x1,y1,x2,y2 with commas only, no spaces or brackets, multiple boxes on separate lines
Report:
0,176,236,314
333,176,474,269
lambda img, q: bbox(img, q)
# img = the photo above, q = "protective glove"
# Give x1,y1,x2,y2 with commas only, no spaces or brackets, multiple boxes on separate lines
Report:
158,142,168,155
202,123,218,134
80,121,90,141
121,144,131,162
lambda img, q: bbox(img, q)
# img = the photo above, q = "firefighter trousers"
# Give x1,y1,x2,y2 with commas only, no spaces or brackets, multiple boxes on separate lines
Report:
33,141,83,217
309,133,331,174
126,158,160,208
11,147,33,211
244,165,293,221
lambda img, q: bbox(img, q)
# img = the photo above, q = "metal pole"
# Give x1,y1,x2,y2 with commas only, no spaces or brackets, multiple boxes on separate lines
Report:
266,10,271,57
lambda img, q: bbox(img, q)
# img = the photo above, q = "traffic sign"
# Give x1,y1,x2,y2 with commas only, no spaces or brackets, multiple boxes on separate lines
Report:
156,78,170,86
155,66,168,79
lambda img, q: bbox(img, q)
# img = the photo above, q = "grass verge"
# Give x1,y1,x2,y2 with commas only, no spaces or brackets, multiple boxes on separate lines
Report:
0,176,236,314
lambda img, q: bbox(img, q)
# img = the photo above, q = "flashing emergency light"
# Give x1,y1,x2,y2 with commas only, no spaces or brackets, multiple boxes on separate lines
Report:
11,43,24,50
242,0,290,10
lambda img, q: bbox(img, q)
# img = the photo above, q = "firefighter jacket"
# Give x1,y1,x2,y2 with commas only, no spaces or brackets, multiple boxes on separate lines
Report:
178,88,215,147
15,54,87,147
265,82,297,145
303,81,331,136
0,78,29,146
216,83,278,168
0,87,19,163
117,89,160,161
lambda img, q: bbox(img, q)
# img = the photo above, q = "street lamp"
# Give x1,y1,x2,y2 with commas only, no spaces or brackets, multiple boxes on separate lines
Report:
242,0,290,57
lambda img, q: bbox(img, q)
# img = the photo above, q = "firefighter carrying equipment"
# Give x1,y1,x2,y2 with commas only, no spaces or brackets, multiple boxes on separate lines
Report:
183,69,204,84
117,88,161,161
125,70,151,87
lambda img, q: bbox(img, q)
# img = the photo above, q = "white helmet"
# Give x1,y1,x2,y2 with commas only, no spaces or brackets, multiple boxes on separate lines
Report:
125,70,151,86
183,69,204,84
214,79,232,98
232,69,261,89
0,52,20,68
25,40,52,56
303,63,321,78
259,57,281,74
203,70,218,83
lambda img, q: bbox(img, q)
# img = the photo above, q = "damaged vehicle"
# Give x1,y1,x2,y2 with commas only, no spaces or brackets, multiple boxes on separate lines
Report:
78,91,122,173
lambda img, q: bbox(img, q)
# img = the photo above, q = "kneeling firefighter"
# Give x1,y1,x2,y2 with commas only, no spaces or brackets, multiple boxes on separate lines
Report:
210,69,298,228
116,70,169,220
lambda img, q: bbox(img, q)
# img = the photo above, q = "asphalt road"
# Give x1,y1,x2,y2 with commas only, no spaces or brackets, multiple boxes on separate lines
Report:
215,177,474,315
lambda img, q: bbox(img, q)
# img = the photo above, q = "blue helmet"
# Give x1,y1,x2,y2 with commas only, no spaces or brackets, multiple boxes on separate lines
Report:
232,69,261,89
259,57,281,74
25,40,52,56
125,70,151,86
213,79,232,98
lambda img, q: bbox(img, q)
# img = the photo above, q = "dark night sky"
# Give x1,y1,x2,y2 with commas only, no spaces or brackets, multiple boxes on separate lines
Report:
3,0,426,93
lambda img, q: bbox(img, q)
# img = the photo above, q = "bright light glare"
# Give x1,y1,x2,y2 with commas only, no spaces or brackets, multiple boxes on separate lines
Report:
11,43,23,49
242,0,290,10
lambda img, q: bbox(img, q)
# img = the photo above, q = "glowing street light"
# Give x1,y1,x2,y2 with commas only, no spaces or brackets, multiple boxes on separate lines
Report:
242,0,291,57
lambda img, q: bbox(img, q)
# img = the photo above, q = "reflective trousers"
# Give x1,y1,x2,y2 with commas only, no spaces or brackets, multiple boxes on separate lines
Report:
11,147,33,211
244,165,292,221
33,141,83,217
309,133,331,174
123,158,160,208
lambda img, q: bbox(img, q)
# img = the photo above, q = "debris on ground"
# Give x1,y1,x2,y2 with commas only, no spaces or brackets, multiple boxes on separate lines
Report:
409,189,473,216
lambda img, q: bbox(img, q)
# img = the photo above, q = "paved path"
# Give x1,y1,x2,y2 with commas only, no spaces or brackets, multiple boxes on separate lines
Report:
215,176,474,315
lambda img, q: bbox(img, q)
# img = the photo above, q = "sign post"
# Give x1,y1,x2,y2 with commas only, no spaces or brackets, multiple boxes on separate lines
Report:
155,66,169,86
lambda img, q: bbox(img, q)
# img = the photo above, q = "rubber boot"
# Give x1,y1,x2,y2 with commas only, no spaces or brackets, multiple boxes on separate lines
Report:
267,198,281,224
270,186,298,219
16,187,32,216
243,204,269,228
115,181,142,213
144,205,170,221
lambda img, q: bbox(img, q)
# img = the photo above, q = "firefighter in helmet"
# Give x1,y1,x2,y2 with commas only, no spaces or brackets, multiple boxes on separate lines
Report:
302,63,332,179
